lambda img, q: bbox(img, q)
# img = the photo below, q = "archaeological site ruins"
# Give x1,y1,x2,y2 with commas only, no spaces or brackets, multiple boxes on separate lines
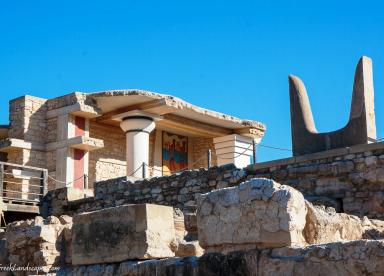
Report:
1,56,384,275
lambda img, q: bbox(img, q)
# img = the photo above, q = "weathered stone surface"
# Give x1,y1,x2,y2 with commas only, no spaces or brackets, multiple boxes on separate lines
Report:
304,202,363,244
362,217,384,239
173,208,186,241
88,164,245,213
304,202,384,244
197,178,307,253
57,240,384,276
71,204,176,265
246,143,384,219
5,215,72,273
184,211,198,240
260,240,384,276
55,141,384,222
175,240,204,257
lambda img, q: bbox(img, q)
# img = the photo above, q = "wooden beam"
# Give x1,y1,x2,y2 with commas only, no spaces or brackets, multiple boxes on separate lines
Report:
158,114,233,138
94,99,171,123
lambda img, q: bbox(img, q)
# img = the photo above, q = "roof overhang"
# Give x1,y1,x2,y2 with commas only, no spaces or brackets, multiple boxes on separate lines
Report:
89,90,266,138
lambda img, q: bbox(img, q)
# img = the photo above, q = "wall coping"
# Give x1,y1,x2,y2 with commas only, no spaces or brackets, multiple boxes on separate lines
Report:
247,142,384,172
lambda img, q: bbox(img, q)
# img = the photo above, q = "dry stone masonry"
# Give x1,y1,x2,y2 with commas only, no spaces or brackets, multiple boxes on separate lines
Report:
247,142,384,219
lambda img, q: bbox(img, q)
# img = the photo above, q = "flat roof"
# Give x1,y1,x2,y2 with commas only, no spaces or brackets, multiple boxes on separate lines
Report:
90,90,266,131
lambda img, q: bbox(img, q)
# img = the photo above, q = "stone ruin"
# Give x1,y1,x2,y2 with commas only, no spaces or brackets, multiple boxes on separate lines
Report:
1,178,384,275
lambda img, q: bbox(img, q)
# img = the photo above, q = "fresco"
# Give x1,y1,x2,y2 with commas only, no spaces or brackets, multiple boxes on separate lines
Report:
162,131,188,175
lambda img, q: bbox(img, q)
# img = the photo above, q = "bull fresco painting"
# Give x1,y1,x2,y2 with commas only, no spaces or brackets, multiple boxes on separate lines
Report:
162,131,188,175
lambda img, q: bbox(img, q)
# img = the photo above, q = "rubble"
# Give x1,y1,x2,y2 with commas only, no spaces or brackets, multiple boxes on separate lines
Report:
5,215,72,273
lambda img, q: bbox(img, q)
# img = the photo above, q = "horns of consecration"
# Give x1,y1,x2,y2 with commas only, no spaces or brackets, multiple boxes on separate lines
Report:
289,56,376,156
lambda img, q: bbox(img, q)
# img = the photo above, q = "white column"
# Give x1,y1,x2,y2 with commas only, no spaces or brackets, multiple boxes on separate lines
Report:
213,134,257,168
120,116,156,178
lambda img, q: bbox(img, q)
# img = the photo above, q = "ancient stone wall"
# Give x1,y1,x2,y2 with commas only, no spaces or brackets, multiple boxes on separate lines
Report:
63,143,384,221
92,164,245,212
88,121,126,186
7,96,47,168
44,164,245,217
8,176,384,275
57,235,384,276
191,137,217,169
45,92,97,111
247,142,384,219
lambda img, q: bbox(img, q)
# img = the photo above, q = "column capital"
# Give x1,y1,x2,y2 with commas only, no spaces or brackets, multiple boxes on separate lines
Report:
113,110,162,134
112,110,163,122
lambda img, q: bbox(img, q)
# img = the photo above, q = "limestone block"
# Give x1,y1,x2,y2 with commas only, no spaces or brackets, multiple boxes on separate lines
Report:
304,202,363,244
71,204,176,265
304,202,384,244
197,178,307,253
5,215,72,272
175,240,204,257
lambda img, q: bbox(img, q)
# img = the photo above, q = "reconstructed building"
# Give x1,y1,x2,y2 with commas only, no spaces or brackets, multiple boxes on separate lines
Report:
0,91,265,190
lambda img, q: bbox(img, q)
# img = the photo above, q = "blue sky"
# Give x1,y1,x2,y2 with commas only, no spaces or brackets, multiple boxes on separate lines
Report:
0,1,383,162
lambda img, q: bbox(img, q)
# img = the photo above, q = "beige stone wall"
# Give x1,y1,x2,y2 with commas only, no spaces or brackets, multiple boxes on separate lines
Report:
8,96,28,140
190,137,217,169
45,92,97,111
6,96,47,169
9,96,47,143
88,121,126,187
46,117,57,143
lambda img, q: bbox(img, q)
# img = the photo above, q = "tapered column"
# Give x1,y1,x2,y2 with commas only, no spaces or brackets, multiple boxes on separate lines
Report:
118,113,158,178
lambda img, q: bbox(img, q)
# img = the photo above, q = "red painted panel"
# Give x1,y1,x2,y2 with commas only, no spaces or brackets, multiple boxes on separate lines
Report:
75,116,86,136
73,149,85,189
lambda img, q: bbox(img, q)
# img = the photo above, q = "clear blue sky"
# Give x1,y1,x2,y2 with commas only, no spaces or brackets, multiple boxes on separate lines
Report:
0,1,383,162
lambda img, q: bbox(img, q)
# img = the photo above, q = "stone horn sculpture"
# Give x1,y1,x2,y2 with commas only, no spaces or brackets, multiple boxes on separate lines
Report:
289,56,376,156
